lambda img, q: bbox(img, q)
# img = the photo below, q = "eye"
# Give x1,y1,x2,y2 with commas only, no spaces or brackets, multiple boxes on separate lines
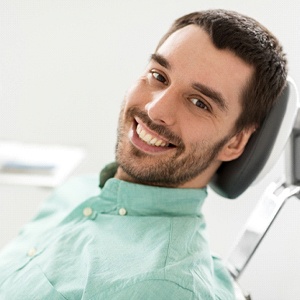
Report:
151,70,168,85
190,98,209,111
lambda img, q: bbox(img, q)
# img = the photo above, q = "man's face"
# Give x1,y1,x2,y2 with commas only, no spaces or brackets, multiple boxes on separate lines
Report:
115,25,254,188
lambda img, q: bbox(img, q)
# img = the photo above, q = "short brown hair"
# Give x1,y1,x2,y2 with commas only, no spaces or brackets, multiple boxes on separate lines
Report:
156,9,287,132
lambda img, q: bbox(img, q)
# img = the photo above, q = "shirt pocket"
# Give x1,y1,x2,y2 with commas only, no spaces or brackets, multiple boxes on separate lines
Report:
0,264,67,300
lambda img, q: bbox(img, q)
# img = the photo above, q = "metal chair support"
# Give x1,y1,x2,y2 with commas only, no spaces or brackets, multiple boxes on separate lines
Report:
226,103,300,299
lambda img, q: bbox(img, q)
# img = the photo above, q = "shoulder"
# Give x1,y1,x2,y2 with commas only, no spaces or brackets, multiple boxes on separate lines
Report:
41,174,99,210
28,174,99,226
52,174,100,202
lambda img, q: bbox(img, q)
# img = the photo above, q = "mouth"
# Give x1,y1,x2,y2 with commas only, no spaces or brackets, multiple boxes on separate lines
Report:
129,118,176,153
136,123,175,147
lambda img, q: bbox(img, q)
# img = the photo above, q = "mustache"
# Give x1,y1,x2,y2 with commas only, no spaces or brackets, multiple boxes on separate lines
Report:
126,107,184,149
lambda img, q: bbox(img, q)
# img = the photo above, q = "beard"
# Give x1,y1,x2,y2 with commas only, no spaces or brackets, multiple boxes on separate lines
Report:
115,104,232,188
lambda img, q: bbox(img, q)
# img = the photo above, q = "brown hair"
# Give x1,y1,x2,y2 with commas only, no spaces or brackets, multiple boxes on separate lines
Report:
156,9,287,132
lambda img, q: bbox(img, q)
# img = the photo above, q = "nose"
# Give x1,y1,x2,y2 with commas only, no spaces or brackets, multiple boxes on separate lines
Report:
145,89,178,126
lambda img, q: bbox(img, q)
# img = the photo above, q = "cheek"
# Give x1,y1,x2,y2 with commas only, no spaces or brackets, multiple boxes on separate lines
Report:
180,120,222,148
125,78,149,107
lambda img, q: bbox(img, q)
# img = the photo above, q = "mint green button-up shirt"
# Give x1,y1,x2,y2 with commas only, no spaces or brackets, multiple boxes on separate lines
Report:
0,165,235,299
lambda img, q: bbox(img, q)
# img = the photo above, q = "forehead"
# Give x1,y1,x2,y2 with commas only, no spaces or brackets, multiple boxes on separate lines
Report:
156,25,254,110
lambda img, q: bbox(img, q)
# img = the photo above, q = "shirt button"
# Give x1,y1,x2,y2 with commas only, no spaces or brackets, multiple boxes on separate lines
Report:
83,207,93,217
27,247,37,257
118,208,127,216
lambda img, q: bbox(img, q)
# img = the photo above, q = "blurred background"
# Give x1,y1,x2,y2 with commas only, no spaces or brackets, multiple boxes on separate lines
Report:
0,1,299,299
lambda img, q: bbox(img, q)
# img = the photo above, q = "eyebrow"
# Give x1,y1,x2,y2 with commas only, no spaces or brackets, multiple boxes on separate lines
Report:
150,53,228,112
192,82,229,112
150,53,171,69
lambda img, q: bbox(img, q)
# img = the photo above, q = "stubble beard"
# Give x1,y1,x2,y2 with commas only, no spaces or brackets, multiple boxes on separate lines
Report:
115,105,231,188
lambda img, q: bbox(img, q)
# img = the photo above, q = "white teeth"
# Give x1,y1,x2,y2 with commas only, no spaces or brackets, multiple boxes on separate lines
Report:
144,133,152,142
136,124,168,147
136,125,142,135
155,140,163,146
149,138,157,145
139,129,146,139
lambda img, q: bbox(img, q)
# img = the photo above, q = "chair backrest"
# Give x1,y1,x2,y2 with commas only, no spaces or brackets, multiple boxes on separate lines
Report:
217,78,300,299
219,78,298,278
209,78,299,199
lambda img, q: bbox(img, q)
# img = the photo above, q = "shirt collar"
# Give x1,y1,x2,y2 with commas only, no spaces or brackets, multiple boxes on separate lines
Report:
98,162,207,217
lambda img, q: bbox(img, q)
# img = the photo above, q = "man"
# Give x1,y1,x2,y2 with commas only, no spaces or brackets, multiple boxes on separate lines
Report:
0,9,286,299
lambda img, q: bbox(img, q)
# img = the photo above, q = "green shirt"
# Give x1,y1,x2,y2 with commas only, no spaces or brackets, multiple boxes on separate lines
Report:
0,164,235,299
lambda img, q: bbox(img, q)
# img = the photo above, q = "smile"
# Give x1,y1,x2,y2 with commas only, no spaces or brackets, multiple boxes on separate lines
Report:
128,118,176,154
136,123,169,147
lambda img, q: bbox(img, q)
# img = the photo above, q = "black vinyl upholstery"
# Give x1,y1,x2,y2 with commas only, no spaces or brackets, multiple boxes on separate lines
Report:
209,84,290,199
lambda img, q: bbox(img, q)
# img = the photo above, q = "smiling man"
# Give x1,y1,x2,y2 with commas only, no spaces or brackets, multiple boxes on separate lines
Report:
115,24,255,189
0,9,287,300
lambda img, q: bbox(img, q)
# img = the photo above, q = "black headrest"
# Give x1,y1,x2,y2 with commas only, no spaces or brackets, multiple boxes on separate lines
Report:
209,79,299,199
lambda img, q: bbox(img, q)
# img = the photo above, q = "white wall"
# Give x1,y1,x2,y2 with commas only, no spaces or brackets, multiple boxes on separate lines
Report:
1,1,299,299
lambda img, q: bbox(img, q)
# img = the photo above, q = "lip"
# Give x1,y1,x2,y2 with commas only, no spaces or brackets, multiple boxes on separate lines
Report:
128,118,176,154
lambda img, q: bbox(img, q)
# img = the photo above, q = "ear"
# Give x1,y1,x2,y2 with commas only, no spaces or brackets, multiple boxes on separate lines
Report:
218,126,257,162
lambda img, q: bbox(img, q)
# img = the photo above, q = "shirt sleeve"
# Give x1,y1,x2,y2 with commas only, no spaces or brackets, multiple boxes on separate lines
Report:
31,175,99,221
18,175,100,236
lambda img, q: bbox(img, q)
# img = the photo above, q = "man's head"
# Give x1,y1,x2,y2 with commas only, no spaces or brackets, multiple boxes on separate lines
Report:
115,9,287,188
156,9,287,132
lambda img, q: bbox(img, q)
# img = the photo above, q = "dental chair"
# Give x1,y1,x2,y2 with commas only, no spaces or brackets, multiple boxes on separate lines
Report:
209,77,300,299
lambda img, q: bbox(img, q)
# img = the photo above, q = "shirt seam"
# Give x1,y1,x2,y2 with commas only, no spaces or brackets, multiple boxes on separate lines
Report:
163,217,173,279
35,264,69,300
88,278,195,300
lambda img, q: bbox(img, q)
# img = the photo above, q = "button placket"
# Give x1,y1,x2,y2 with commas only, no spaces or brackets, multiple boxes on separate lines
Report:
83,207,93,217
82,206,97,220
118,208,127,216
27,247,37,257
